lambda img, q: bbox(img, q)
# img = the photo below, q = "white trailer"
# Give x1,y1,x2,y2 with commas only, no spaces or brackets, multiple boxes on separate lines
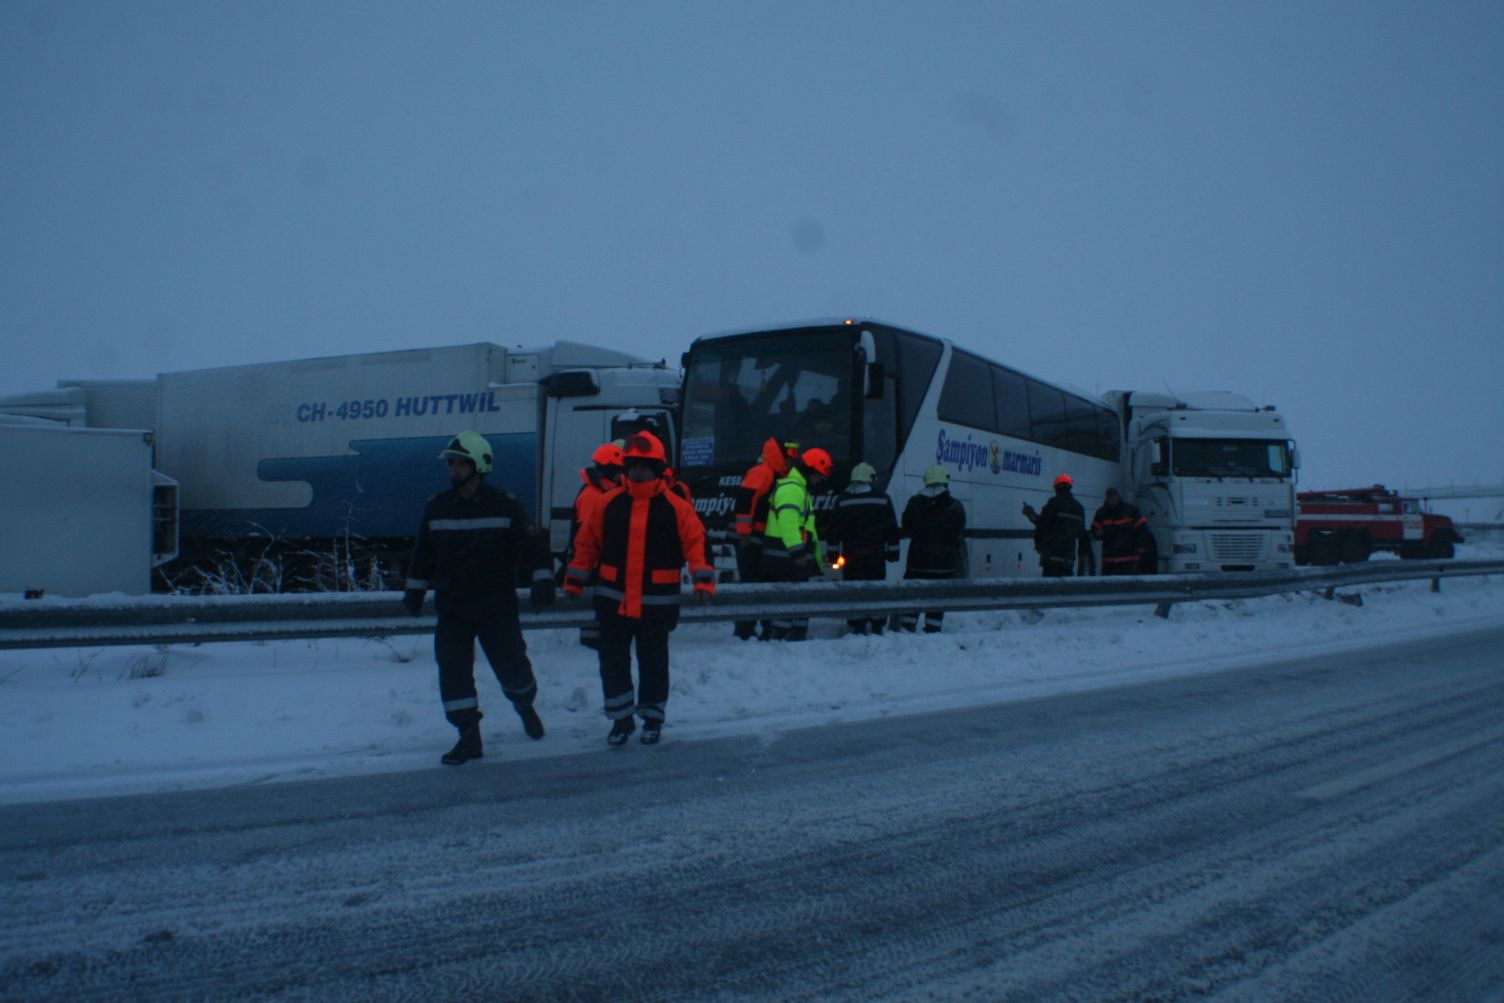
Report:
0,422,178,597
1103,390,1299,573
0,342,679,586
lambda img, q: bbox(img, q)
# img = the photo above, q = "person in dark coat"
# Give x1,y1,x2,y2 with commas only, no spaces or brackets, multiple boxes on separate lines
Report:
403,431,555,766
1022,473,1086,577
895,465,967,633
1091,487,1150,575
826,461,900,635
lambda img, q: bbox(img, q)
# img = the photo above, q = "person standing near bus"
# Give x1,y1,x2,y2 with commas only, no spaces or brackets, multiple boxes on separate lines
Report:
730,438,796,640
760,447,832,641
1091,487,1150,575
565,442,624,650
403,431,555,766
827,461,899,635
1023,473,1086,577
896,465,967,633
563,431,715,746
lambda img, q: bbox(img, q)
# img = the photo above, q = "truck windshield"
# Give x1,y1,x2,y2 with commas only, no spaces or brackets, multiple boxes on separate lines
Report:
680,333,854,468
1172,438,1291,479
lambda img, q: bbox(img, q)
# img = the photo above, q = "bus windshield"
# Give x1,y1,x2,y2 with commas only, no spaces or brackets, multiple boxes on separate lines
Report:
680,333,854,468
1171,438,1291,479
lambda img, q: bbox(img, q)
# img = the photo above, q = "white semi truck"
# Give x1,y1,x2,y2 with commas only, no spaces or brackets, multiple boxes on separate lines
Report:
1102,390,1299,573
0,341,679,590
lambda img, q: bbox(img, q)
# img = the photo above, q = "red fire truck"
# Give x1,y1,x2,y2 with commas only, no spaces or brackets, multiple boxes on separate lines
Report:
1294,485,1462,564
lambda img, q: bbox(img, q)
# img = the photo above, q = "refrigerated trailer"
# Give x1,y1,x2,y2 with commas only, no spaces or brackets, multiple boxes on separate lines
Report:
0,422,178,597
0,341,679,590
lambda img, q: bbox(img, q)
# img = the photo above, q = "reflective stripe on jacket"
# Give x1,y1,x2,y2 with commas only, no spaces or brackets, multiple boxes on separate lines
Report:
406,482,552,597
566,477,715,621
764,468,821,564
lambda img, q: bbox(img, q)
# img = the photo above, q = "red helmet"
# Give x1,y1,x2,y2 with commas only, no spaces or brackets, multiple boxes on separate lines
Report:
1054,473,1073,488
801,448,833,476
592,443,624,468
623,431,667,465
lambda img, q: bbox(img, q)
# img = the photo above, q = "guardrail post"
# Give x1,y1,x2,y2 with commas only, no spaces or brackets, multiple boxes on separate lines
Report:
1154,602,1173,619
1431,576,1441,593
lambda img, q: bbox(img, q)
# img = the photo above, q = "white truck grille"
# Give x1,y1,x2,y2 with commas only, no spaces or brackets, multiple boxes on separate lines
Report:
1209,533,1265,562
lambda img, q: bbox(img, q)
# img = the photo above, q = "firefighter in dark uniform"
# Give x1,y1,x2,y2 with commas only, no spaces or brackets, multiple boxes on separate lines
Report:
403,431,556,766
761,447,832,641
1091,487,1150,575
564,431,715,747
826,461,899,635
565,442,624,650
1022,473,1086,577
730,438,797,640
896,465,967,632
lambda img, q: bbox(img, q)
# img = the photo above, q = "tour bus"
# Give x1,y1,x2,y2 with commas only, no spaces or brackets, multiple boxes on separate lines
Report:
676,319,1120,580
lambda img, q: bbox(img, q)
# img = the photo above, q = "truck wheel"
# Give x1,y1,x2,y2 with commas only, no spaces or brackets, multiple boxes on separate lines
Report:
1429,538,1455,559
1311,533,1341,566
1340,532,1371,564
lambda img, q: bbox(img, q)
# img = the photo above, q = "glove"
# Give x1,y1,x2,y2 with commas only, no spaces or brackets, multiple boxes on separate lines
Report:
530,579,555,613
401,589,425,617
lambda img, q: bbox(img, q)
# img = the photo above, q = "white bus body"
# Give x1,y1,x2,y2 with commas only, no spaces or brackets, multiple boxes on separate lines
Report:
677,320,1120,579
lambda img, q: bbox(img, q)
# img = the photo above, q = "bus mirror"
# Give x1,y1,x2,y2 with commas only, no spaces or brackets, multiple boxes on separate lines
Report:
864,362,885,400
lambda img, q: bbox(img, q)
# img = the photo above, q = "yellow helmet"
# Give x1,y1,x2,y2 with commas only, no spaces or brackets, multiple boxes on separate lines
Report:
849,462,877,484
923,464,949,487
439,431,494,474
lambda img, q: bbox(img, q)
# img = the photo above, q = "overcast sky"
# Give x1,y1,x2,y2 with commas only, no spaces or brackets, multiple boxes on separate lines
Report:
3,1,1501,493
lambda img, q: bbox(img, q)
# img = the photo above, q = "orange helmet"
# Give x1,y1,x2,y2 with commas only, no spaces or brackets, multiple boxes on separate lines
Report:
1054,473,1073,488
623,431,668,465
801,448,833,476
592,443,624,468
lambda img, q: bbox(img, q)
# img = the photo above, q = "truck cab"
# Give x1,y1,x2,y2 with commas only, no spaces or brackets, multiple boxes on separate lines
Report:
1104,391,1298,573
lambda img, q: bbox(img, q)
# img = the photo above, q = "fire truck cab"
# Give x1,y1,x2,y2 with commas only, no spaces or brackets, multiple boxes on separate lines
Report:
1294,484,1462,564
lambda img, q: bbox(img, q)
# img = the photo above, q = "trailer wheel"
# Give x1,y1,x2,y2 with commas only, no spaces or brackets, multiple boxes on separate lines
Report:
1340,531,1371,564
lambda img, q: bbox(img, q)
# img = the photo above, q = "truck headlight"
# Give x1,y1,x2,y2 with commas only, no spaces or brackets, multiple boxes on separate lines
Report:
1173,542,1198,555
1276,542,1293,553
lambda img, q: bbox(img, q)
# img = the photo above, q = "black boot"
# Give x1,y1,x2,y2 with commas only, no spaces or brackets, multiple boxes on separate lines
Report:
639,721,662,745
517,705,545,740
441,726,483,765
607,717,636,747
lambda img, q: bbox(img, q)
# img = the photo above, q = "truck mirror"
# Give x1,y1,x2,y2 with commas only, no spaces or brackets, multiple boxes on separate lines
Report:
864,362,885,400
1291,446,1302,470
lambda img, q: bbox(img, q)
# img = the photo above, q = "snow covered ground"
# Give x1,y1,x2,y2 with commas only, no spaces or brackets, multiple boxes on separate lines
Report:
3,546,1502,807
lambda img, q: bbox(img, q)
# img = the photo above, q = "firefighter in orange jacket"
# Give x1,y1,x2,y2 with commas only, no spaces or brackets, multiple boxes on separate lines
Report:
730,438,797,640
564,431,715,746
565,442,624,649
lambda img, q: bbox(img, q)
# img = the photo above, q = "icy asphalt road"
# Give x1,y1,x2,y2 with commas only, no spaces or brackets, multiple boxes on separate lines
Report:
3,626,1503,1002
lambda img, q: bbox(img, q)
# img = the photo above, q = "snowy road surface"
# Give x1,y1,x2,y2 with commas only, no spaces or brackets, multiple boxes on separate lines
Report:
3,625,1502,1001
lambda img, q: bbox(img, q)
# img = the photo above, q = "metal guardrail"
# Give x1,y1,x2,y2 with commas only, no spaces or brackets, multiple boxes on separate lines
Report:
1,560,1501,650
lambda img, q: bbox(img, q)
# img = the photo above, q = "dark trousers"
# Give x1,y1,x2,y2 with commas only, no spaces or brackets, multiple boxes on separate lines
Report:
761,553,812,640
434,593,536,731
843,552,887,634
1101,557,1139,576
732,540,764,640
895,567,956,633
598,612,672,724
